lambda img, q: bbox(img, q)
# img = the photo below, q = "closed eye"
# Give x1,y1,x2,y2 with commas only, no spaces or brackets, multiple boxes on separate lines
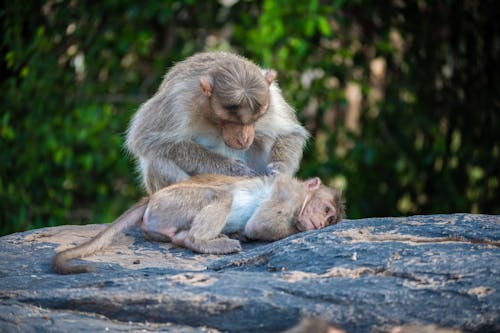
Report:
225,104,240,113
257,102,268,114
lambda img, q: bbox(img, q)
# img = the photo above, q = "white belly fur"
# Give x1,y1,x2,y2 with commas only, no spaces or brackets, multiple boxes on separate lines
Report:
223,181,274,233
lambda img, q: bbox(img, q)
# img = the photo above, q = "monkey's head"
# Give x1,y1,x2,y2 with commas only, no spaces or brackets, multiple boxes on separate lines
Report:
297,177,345,232
199,61,276,150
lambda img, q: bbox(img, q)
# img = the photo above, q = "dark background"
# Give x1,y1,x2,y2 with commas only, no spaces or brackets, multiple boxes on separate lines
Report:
2,0,499,235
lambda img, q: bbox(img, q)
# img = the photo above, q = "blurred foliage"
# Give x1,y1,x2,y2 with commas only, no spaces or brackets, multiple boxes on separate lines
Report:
1,0,499,235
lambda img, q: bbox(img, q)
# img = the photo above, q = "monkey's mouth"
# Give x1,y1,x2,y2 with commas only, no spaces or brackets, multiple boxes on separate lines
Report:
223,139,253,150
221,123,255,150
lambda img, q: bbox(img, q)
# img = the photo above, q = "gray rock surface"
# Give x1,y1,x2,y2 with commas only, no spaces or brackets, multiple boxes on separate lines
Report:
0,214,498,332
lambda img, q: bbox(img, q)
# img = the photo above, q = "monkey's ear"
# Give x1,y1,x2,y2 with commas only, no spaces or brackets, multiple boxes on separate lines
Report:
305,177,322,191
199,76,213,97
264,70,277,85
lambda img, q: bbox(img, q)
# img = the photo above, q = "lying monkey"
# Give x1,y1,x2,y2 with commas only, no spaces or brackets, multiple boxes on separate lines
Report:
52,174,344,274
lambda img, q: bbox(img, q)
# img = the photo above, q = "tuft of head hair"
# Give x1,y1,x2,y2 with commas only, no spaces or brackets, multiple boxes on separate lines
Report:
211,59,269,112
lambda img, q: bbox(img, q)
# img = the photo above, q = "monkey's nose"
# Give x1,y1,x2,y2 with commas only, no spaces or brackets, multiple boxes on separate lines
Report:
237,138,248,147
236,136,251,149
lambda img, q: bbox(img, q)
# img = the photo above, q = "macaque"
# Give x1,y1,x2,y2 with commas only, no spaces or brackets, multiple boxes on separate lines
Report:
126,52,309,193
52,174,344,275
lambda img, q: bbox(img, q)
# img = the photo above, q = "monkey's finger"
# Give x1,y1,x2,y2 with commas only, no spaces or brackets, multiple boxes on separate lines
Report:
232,160,258,177
264,167,280,176
248,168,259,177
264,162,284,176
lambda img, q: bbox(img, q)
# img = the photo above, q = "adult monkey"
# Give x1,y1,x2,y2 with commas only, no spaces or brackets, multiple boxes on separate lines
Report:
126,52,309,193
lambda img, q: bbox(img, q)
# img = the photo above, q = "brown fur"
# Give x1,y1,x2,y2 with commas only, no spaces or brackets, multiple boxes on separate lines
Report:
52,174,344,274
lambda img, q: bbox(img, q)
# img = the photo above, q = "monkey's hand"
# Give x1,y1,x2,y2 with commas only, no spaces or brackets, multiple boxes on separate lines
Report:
264,162,286,176
231,159,258,177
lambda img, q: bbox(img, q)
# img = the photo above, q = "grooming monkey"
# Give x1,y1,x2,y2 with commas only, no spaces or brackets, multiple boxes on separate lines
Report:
126,52,309,193
52,174,344,275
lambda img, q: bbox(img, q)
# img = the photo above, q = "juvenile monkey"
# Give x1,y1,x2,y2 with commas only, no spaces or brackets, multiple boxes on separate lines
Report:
52,174,344,275
126,52,309,193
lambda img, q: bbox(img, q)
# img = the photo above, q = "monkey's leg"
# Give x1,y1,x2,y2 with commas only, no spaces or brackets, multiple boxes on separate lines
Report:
184,192,242,254
142,188,202,241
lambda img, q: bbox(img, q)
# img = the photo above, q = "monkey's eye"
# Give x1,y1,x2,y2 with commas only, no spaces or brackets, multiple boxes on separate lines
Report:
225,104,240,113
327,216,335,225
257,102,268,114
324,206,331,214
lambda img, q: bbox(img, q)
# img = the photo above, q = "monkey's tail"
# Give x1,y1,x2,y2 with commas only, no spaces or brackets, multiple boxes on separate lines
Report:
52,197,149,275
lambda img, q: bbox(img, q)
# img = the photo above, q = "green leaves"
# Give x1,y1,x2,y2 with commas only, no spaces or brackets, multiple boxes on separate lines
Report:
1,0,498,236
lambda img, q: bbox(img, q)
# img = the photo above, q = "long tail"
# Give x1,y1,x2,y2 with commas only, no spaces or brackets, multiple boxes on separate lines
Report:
52,197,149,274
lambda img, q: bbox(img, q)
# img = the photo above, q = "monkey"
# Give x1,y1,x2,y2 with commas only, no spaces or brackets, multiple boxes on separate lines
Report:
52,174,344,275
125,52,309,194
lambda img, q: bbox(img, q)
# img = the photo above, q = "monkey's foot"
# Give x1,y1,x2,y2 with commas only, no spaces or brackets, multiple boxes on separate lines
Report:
185,237,242,254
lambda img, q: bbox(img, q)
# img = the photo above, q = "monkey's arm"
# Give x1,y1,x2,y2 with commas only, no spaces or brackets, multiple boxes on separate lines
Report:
244,199,298,241
126,93,256,187
266,133,307,175
164,141,256,176
132,135,256,192
244,175,306,240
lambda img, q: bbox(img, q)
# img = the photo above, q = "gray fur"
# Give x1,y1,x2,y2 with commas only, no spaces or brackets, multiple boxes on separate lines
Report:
126,52,309,193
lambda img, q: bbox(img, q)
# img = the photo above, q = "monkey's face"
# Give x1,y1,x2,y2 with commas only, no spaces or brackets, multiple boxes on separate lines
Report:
208,93,269,150
199,65,273,150
297,187,344,232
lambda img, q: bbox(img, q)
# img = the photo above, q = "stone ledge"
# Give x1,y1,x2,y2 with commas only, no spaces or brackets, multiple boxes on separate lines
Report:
0,214,498,332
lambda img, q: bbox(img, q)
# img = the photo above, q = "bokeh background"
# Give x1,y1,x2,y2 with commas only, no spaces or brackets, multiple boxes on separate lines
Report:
2,0,499,236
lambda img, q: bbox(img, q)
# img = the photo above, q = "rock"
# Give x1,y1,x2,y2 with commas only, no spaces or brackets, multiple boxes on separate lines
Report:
0,214,498,332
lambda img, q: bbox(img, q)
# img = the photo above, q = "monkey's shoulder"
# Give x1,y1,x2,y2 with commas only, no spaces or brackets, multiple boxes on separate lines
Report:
268,175,305,202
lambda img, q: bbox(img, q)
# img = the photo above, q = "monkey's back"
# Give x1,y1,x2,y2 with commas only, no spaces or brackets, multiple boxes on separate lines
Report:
183,174,246,185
